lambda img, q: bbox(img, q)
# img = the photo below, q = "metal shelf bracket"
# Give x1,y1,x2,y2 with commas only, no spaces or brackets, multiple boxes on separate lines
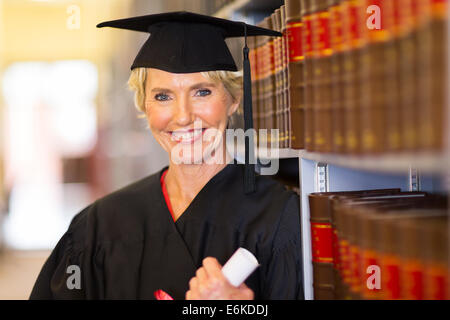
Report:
409,167,421,192
315,162,329,192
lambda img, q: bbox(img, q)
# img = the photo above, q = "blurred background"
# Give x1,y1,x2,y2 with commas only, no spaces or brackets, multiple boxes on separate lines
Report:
0,0,282,299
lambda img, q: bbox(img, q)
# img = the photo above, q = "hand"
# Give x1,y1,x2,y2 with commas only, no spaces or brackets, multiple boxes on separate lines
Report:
185,257,254,300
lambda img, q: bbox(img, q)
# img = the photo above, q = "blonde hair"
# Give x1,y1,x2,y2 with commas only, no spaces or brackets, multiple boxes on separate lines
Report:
127,67,243,113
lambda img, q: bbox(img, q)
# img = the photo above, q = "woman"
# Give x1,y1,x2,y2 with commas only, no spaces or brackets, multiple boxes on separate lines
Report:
30,11,304,300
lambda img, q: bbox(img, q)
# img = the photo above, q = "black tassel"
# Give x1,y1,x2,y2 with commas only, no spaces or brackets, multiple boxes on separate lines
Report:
242,23,256,194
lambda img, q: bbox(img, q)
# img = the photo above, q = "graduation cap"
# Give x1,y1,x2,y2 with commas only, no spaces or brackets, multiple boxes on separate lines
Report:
97,11,282,194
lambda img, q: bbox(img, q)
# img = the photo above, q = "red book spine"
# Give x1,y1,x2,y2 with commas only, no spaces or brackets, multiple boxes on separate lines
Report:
286,19,305,149
361,249,380,299
402,259,425,300
311,222,334,263
425,265,449,300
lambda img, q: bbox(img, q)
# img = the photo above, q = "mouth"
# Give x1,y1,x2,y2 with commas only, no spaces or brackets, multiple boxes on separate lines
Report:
168,127,207,144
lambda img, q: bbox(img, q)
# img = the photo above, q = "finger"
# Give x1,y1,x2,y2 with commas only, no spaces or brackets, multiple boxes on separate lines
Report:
238,283,249,290
241,288,254,300
195,267,208,283
189,277,199,290
202,257,224,280
237,283,254,300
186,289,199,300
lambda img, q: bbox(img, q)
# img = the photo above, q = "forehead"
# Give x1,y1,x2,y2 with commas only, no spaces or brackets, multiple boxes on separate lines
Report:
145,68,214,88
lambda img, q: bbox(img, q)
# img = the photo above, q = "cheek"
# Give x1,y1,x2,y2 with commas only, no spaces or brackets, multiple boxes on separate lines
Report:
146,105,172,131
198,97,229,125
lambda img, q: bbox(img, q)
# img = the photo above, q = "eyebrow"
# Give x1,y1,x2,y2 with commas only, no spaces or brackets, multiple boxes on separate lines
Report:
150,82,217,93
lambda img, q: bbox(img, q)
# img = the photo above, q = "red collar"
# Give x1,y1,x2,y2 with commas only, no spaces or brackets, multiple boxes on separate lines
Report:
160,169,175,221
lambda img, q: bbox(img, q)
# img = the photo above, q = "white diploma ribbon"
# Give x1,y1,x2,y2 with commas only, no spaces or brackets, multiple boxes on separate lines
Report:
222,247,259,287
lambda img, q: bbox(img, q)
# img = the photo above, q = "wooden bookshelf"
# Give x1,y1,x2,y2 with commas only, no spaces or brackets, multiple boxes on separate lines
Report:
216,0,450,300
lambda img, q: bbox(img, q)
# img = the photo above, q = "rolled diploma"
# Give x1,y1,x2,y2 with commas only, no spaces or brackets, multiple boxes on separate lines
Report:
221,247,259,287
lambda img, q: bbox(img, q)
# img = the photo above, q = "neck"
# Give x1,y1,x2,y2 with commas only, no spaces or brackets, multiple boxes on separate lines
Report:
165,146,233,208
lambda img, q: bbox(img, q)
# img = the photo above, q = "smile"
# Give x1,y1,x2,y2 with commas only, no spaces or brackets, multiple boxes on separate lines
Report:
169,128,207,144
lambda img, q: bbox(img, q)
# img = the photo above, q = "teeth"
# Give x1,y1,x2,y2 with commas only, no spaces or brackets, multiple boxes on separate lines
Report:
172,129,203,141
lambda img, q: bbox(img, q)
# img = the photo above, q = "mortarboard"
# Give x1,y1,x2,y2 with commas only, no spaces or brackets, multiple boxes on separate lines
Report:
97,11,282,194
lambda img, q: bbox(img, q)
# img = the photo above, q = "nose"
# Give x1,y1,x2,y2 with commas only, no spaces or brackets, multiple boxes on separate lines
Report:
174,95,194,126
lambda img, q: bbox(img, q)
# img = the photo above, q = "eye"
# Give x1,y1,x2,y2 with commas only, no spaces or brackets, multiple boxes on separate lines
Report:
154,93,170,101
195,89,211,97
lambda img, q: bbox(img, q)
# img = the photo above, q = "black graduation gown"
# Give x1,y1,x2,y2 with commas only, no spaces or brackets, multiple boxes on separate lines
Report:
29,162,304,300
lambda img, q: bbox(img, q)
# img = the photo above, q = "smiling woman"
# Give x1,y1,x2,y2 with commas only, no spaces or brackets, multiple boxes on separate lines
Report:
29,11,304,300
141,68,240,166
128,68,243,167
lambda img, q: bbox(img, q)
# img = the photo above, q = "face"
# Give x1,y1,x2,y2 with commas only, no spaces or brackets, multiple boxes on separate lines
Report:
144,68,239,165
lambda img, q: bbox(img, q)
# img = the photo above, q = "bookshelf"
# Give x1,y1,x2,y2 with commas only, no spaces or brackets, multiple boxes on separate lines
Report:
217,0,450,300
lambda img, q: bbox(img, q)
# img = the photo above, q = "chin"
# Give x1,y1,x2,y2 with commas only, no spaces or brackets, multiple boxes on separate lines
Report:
169,138,226,165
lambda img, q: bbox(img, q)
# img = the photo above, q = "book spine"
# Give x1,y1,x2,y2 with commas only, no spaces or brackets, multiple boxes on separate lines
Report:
301,0,315,151
274,9,284,148
281,6,290,149
385,0,403,152
399,219,425,299
309,194,336,299
418,0,448,151
348,209,363,299
286,0,305,149
334,202,353,298
359,212,382,299
423,218,449,299
261,18,271,145
267,16,277,146
380,253,402,299
375,213,400,300
270,12,279,147
400,0,420,151
361,0,393,154
330,0,346,153
342,0,365,154
313,0,334,152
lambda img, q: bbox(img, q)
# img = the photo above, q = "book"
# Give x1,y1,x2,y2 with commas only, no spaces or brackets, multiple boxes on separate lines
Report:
267,16,277,146
280,6,291,149
250,0,447,154
308,188,401,299
285,0,305,150
397,215,448,299
301,0,316,151
273,9,284,148
329,0,346,153
313,0,333,152
342,0,366,154
330,192,432,299
361,0,396,154
398,0,419,151
417,0,448,151
421,216,449,299
332,193,447,299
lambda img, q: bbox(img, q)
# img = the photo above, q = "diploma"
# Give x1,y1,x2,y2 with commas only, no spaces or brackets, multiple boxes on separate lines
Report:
221,247,259,287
